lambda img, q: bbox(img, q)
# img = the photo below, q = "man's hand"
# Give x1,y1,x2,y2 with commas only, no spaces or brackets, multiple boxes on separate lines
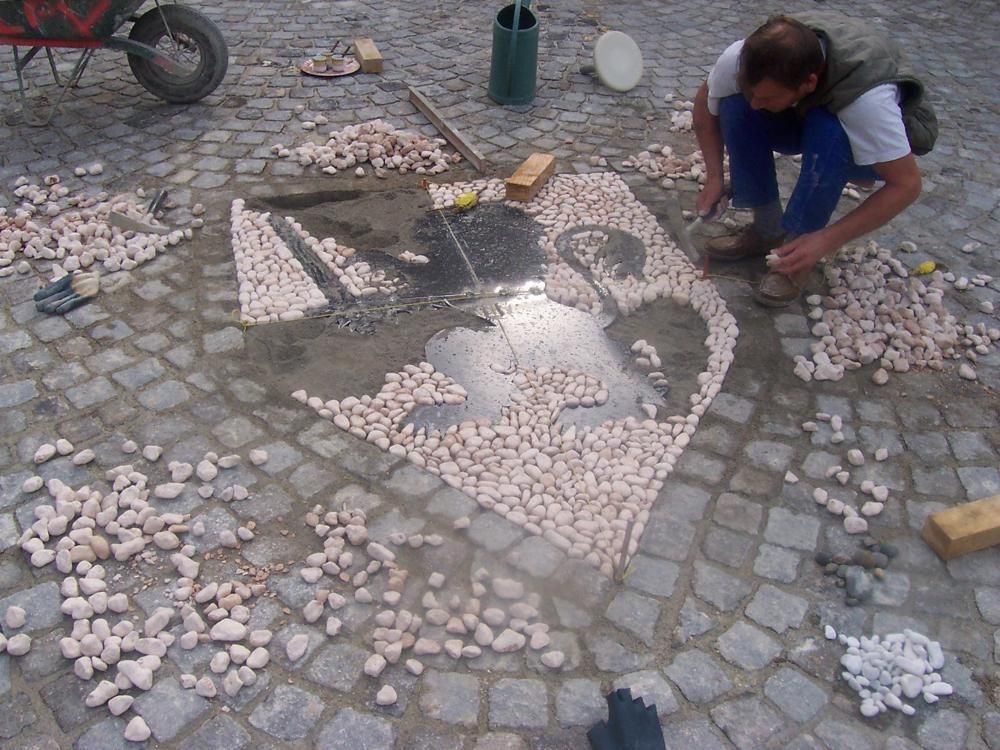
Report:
767,230,835,276
696,177,726,217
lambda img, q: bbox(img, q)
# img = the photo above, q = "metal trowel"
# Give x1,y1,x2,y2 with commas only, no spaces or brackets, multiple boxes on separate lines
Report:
109,188,171,235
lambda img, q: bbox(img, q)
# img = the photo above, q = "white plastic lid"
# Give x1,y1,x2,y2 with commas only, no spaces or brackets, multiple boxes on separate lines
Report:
593,31,644,92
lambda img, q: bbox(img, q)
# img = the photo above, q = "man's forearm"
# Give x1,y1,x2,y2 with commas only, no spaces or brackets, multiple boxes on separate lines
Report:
821,163,922,251
693,83,725,182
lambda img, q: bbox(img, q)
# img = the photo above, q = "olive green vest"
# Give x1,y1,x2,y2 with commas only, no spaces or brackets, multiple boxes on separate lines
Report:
792,11,938,155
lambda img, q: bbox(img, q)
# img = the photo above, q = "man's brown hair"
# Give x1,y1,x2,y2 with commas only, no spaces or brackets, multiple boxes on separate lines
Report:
738,16,824,91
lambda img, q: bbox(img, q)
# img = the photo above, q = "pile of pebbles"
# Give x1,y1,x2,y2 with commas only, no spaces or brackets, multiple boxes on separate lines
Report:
272,119,461,177
1,173,194,279
790,412,892,536
794,240,999,383
622,144,709,190
815,536,899,606
10,436,265,739
230,200,399,324
297,174,739,577
826,625,953,718
1,605,33,656
296,502,566,705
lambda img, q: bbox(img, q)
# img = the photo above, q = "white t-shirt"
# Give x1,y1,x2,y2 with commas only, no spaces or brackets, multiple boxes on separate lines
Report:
706,40,911,165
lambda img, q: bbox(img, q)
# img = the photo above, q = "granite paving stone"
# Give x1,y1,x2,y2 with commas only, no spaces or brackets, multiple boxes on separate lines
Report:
710,697,784,750
763,508,820,551
745,584,810,634
249,684,324,740
717,621,783,670
692,561,752,611
660,718,732,750
183,714,251,750
314,708,395,749
763,666,828,722
133,677,211,741
489,678,549,729
753,543,800,583
605,590,661,645
664,649,732,704
611,670,679,718
813,719,878,750
419,671,480,727
624,554,680,598
554,679,606,727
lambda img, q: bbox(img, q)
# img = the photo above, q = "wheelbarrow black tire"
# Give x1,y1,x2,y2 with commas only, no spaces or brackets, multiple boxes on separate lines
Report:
127,5,228,104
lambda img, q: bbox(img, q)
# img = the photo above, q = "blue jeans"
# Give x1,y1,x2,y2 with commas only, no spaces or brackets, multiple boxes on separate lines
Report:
718,94,881,236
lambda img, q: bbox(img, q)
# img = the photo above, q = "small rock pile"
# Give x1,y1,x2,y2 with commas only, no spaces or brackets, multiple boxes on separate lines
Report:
10,436,267,740
272,119,461,177
790,411,893,536
826,625,953,717
793,240,999,383
622,144,709,190
815,537,899,606
1,173,194,279
298,503,565,705
1,605,33,656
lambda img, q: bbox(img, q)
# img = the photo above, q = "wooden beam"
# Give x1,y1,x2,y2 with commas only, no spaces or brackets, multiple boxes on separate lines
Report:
505,153,556,202
921,494,1000,560
408,87,486,173
352,38,383,74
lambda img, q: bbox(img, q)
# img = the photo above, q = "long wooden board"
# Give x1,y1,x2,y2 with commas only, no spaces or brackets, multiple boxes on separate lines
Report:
353,38,383,73
505,153,555,202
921,494,1000,559
408,87,486,173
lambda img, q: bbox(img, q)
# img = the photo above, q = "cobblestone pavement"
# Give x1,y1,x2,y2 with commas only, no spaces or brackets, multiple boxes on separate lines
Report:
1,1,998,749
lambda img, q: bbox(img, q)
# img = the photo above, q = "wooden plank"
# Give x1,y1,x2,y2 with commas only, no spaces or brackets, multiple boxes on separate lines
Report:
921,494,1000,560
408,87,486,173
505,153,556,202
352,37,383,74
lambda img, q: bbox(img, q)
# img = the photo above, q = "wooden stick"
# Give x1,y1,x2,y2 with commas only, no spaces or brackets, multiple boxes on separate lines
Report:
408,86,486,173
921,494,1000,560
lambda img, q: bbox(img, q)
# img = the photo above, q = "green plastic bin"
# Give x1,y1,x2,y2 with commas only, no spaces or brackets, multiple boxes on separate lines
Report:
487,0,538,105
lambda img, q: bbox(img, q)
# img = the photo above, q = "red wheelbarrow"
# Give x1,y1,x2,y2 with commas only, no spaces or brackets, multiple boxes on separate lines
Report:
0,0,228,125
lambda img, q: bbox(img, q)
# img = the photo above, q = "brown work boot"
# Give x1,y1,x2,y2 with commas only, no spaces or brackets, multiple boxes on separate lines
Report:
703,226,784,261
753,269,809,308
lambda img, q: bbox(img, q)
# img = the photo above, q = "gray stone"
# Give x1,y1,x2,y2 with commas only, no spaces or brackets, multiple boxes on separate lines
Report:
745,584,809,634
554,679,605,727
664,649,732,704
717,621,782,670
85,347,134,374
0,330,32,354
112,358,165,390
489,678,548,729
612,670,679,718
419,671,480,726
65,376,116,408
917,708,969,750
381,463,443,498
314,708,395,749
626,554,680,597
713,492,763,534
692,561,752,611
184,714,251,750
0,691,36,740
587,634,652,673
753,543,800,583
764,508,820,551
288,462,335,498
133,677,211,741
505,536,564,578
703,526,755,568
305,643,368,692
255,440,303,475
710,697,784,750
605,590,660,645
674,597,716,643
640,513,697,561
763,667,828,722
248,684,324,740
661,718,731,750
976,588,1000,624
203,327,244,353
957,467,1000,499
213,415,264,448
743,440,795,472
228,377,267,403
137,379,191,410
984,712,1000,750
90,319,133,341
74,717,131,750
813,719,877,750
709,393,755,423
552,598,592,629
467,512,523,551
0,582,62,629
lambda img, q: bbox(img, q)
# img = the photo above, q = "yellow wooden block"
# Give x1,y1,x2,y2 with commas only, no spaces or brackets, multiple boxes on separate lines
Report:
921,494,1000,559
353,37,383,73
506,153,556,202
